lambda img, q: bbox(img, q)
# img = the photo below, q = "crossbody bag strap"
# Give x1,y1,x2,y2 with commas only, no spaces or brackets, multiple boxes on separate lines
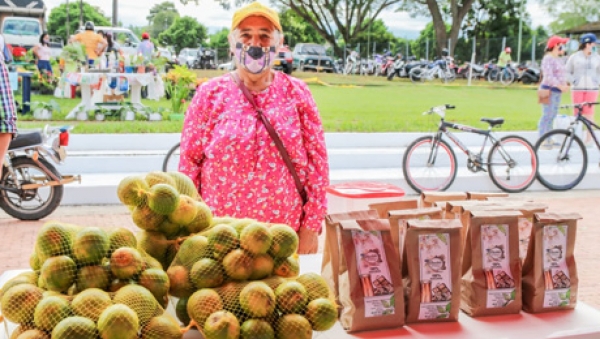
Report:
230,72,308,205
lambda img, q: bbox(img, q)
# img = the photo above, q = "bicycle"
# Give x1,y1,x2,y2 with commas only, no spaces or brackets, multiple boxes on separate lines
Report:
534,102,600,191
402,105,538,193
487,64,515,86
162,142,181,172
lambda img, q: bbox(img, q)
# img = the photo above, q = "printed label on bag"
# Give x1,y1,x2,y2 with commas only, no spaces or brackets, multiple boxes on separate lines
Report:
518,218,533,261
352,230,395,317
398,215,431,258
543,224,571,308
417,233,452,320
481,224,516,308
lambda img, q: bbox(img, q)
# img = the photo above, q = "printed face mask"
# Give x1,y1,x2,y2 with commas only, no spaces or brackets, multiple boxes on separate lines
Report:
234,42,276,74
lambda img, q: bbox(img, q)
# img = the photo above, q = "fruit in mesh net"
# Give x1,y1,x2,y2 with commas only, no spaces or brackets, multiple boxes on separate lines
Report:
240,319,275,339
33,295,72,331
276,314,312,339
230,218,257,235
97,304,139,339
203,311,240,339
296,273,330,302
184,201,213,234
240,223,273,255
248,254,275,280
222,249,254,281
35,222,73,261
190,258,225,288
110,247,143,280
147,184,180,216
132,205,166,232
176,297,191,326
211,217,238,226
40,255,76,292
164,244,178,270
73,227,110,266
108,228,138,256
29,252,41,271
138,231,174,269
113,284,158,325
273,257,300,278
167,171,200,199
0,272,39,299
240,281,276,317
146,171,177,187
138,268,170,308
51,316,98,339
176,235,210,268
158,219,181,239
208,224,239,260
12,328,49,339
216,282,241,313
188,289,224,328
275,281,308,314
167,265,195,298
142,253,164,270
109,279,135,292
117,175,149,206
71,288,113,322
140,314,182,339
268,224,299,259
168,194,198,225
305,298,337,331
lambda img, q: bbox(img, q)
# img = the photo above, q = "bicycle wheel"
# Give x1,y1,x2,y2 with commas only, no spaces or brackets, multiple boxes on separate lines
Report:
162,143,181,172
500,69,515,86
487,135,538,193
487,69,498,82
535,129,587,190
403,136,457,193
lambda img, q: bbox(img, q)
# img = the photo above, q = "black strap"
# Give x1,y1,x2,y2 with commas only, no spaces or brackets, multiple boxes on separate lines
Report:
231,72,308,205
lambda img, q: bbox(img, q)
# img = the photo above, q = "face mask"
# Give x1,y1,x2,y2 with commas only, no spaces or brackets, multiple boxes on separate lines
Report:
593,46,598,53
234,42,276,74
43,38,49,43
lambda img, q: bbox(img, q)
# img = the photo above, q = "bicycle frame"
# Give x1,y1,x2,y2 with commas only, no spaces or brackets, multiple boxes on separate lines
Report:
557,104,600,160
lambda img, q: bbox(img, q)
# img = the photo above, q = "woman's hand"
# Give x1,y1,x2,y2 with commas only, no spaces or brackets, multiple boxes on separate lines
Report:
298,227,318,254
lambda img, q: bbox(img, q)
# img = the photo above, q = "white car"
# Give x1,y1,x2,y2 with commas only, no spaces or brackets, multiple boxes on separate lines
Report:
218,61,236,70
177,48,199,68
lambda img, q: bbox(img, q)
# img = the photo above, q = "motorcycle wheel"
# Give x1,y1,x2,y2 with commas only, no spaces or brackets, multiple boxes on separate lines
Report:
0,156,64,220
409,68,423,83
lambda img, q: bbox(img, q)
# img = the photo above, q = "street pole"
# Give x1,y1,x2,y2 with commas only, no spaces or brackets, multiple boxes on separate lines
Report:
79,0,83,27
468,36,476,87
517,0,524,63
66,0,70,38
112,0,118,27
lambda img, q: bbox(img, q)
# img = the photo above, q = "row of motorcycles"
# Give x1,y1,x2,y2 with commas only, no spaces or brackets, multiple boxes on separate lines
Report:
455,59,541,85
191,48,217,70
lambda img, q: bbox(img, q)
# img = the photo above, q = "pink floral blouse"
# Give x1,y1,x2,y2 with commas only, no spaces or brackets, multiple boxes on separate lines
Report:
179,71,329,233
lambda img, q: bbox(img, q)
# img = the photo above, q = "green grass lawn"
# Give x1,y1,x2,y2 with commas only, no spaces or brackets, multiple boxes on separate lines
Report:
15,70,575,133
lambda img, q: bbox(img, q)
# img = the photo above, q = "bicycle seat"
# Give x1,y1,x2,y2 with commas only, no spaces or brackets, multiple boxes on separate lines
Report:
8,131,43,150
480,118,505,127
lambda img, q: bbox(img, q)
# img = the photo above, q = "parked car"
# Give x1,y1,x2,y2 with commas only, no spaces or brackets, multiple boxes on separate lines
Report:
292,43,334,72
177,48,199,68
274,46,292,74
1,17,43,50
48,36,64,60
218,61,236,70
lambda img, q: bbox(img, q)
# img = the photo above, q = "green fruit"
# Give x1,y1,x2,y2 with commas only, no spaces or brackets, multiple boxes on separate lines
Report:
132,205,166,231
35,222,73,261
0,284,43,323
240,319,275,339
29,252,41,271
138,269,170,308
138,231,174,269
73,227,110,266
167,171,200,199
240,223,272,255
296,273,331,301
240,281,276,318
40,255,76,292
33,296,72,331
97,304,139,339
110,247,143,279
0,272,38,299
113,284,158,325
166,265,195,298
216,282,241,313
208,224,239,259
203,311,240,339
72,288,113,322
211,217,237,226
76,265,110,290
146,171,177,188
222,249,254,281
176,235,210,267
176,297,191,326
12,329,49,339
184,201,213,233
168,195,198,225
229,218,257,235
188,289,223,327
158,219,181,239
148,184,180,216
52,316,98,339
275,281,308,314
190,258,225,289
249,254,275,280
276,314,312,339
117,175,149,206
268,225,299,258
142,254,164,270
140,314,182,339
273,257,300,278
305,298,337,331
108,228,138,255
109,279,135,292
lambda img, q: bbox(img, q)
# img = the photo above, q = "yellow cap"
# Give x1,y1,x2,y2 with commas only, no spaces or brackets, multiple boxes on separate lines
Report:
231,1,282,32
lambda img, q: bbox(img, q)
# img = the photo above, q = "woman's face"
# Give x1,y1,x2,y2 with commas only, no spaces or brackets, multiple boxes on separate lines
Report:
231,16,281,74
237,16,276,48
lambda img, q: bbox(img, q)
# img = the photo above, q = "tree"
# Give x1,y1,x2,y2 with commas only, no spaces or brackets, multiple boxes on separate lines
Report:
47,1,111,42
151,11,180,39
208,28,231,60
539,0,600,33
279,9,324,47
147,2,178,25
158,16,208,54
353,19,399,55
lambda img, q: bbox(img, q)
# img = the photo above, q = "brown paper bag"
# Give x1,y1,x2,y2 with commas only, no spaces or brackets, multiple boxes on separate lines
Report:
522,213,581,313
461,211,522,317
338,219,405,332
420,191,467,208
404,219,463,323
467,192,510,200
369,199,418,218
322,210,379,306
388,207,443,261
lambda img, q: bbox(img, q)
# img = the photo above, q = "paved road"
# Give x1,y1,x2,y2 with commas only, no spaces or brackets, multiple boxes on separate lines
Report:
1,190,598,310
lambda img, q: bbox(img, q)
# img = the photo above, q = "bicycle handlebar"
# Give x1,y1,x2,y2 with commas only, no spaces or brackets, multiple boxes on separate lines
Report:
559,102,599,110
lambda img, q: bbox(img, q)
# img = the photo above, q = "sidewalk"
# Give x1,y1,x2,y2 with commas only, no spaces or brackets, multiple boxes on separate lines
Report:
1,190,599,310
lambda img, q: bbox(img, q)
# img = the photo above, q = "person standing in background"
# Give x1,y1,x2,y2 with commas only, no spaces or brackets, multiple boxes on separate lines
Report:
137,32,154,60
69,21,106,65
0,33,17,176
32,32,52,76
539,36,569,144
498,47,512,68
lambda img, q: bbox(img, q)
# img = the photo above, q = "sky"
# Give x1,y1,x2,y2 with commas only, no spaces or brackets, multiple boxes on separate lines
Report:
43,0,553,38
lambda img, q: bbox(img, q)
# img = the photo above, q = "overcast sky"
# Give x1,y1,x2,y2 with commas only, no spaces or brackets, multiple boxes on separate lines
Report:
43,0,553,38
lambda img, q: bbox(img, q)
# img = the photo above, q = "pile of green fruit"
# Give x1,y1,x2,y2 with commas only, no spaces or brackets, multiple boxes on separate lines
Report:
116,171,214,270
0,222,181,339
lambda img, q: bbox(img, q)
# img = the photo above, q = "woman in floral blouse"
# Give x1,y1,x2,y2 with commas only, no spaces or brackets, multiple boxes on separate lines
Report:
539,36,569,140
179,2,329,254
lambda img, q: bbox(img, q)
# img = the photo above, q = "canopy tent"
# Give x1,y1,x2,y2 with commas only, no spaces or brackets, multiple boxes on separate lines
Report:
559,22,600,35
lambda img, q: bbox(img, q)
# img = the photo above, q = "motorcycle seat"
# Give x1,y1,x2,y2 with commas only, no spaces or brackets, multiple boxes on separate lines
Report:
9,131,43,150
480,118,504,127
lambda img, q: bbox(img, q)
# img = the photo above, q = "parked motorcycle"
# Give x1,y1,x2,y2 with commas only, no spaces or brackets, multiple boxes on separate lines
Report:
518,64,541,84
193,48,217,69
0,125,80,220
344,50,360,75
409,57,455,83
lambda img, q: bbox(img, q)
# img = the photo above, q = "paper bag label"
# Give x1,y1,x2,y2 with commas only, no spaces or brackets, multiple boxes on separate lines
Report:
518,217,533,261
398,215,431,257
417,233,452,320
481,224,516,308
542,224,571,308
352,230,395,317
